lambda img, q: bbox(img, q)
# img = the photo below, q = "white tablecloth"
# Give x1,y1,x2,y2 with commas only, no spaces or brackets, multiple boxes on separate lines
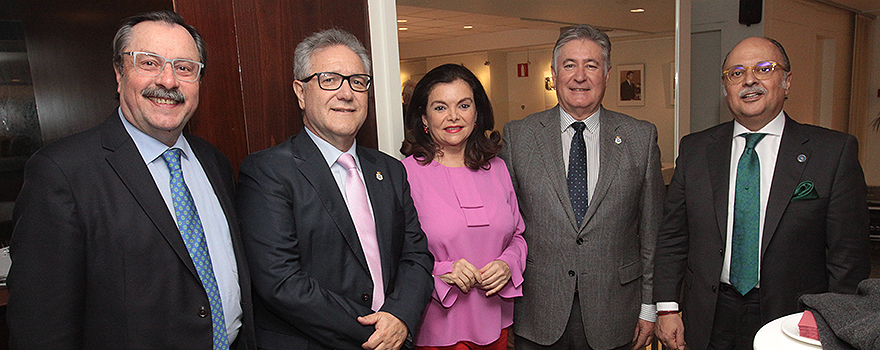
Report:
753,312,822,350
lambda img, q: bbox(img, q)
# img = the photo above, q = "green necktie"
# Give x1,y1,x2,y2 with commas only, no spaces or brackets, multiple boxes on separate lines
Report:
730,132,766,295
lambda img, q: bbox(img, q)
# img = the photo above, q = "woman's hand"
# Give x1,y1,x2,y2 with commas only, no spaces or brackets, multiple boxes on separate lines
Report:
439,259,482,293
477,260,511,296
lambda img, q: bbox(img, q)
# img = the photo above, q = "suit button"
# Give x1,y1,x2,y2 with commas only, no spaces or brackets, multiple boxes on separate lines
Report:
568,270,575,277
712,285,717,293
576,238,584,245
198,306,209,318
361,293,370,302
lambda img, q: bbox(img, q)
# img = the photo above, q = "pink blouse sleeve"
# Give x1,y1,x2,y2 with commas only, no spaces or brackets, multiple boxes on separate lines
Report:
494,159,528,299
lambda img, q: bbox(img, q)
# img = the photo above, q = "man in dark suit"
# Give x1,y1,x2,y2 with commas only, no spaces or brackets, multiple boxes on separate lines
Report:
654,37,870,350
619,71,638,101
236,29,433,350
7,10,256,349
499,25,663,350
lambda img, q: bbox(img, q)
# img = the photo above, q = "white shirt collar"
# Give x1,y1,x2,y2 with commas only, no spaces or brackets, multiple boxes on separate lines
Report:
304,126,360,169
732,110,786,137
118,107,192,165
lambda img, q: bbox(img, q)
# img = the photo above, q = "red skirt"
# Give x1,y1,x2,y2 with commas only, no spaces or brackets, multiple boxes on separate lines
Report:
416,328,509,350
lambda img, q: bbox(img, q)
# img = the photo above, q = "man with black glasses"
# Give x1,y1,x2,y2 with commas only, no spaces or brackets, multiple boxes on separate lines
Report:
653,36,870,350
236,28,432,350
7,10,256,349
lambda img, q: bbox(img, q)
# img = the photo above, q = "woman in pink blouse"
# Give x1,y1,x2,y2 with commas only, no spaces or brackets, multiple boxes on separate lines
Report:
400,64,527,350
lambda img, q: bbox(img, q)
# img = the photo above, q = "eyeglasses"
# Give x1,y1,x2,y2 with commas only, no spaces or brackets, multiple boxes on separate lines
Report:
122,51,204,82
722,61,787,85
299,72,372,92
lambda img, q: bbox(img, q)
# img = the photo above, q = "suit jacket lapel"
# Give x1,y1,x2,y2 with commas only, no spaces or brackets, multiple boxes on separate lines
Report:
761,116,809,255
358,148,393,285
708,122,734,242
583,107,621,231
100,115,199,278
291,133,371,274
537,106,579,231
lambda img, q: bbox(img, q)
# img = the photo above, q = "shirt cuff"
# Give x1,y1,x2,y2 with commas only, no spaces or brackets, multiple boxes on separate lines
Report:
639,303,657,322
656,301,680,312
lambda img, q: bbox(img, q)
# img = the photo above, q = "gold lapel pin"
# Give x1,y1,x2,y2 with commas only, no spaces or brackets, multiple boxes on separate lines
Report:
376,172,383,181
797,154,807,163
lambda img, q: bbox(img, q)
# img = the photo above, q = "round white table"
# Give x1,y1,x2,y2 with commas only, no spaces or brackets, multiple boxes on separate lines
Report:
753,312,822,349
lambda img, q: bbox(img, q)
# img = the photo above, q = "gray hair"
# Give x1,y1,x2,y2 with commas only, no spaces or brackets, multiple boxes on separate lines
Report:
294,28,372,80
112,10,207,77
551,24,612,74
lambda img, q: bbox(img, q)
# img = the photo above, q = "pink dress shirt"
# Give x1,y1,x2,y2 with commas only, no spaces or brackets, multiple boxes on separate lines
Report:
403,156,527,347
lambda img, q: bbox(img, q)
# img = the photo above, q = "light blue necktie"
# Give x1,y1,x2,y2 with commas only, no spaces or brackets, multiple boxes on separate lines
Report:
163,148,229,350
730,133,766,296
568,121,588,226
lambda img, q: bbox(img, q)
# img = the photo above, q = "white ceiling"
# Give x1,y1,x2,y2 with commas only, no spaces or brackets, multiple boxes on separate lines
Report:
395,0,879,44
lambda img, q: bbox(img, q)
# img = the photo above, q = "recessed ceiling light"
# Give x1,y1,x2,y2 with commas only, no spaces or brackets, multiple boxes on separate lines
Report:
398,27,408,31
463,25,473,29
397,19,407,23
630,8,645,13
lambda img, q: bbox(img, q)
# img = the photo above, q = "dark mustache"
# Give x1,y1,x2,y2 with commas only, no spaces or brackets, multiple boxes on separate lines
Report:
141,87,185,103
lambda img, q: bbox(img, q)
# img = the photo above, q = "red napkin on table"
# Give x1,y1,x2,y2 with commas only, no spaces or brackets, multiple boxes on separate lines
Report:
798,310,820,341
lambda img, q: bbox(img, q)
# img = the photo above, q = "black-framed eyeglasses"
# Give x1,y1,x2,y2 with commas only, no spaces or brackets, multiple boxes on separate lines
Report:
722,61,787,85
299,72,372,92
122,51,204,82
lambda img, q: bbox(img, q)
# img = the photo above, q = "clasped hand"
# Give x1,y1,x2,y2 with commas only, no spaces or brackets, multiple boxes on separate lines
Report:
439,259,510,296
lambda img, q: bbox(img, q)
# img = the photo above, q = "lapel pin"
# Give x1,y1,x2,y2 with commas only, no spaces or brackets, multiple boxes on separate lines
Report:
376,172,383,181
615,136,622,144
797,154,807,163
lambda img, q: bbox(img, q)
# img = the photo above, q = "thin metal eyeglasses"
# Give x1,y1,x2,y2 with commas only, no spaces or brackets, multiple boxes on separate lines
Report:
299,72,373,92
722,61,787,85
122,51,204,82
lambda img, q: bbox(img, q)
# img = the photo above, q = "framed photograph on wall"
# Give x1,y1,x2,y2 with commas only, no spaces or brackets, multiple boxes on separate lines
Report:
617,64,644,107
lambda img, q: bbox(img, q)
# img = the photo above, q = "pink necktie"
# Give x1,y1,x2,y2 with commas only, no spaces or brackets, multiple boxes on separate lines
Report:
337,153,384,311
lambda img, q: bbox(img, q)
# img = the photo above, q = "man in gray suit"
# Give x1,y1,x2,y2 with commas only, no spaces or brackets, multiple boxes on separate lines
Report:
499,25,664,350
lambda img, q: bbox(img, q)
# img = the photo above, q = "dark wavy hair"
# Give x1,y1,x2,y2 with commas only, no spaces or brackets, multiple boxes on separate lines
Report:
400,64,501,171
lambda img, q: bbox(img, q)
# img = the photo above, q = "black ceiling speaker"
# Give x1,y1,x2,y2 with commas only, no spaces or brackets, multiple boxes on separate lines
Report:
739,0,762,26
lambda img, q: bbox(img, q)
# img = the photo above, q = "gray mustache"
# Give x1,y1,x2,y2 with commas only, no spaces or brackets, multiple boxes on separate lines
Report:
142,87,185,103
738,85,767,98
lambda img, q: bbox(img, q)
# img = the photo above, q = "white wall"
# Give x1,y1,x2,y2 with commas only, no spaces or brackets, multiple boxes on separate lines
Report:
505,49,556,123
608,36,677,164
764,0,854,130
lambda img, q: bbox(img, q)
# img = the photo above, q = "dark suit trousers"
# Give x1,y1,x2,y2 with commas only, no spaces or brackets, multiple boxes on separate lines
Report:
708,284,762,350
515,293,630,350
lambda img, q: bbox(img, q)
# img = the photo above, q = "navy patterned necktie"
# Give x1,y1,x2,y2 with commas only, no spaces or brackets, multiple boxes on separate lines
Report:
730,133,766,295
568,121,588,226
162,148,229,350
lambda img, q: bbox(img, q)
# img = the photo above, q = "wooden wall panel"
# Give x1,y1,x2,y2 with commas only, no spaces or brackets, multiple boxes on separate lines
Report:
233,0,376,155
18,0,173,143
177,0,375,172
173,0,250,172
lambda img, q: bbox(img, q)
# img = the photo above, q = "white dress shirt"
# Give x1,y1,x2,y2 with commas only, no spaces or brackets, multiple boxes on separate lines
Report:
559,106,657,322
722,111,785,286
657,110,785,313
560,107,600,200
120,109,242,343
303,127,376,218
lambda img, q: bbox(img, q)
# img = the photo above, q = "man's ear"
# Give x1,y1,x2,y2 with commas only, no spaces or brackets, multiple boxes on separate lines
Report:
293,80,306,110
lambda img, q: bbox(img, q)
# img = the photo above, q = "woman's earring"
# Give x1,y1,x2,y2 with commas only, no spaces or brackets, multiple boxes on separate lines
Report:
424,125,428,133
